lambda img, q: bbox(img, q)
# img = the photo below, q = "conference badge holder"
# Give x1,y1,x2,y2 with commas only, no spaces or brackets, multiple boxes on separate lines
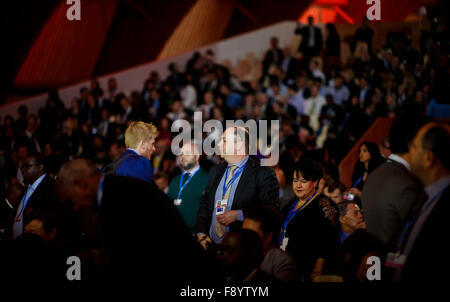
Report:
216,199,228,216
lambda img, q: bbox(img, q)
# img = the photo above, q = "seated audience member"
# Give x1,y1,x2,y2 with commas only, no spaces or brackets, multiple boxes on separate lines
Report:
243,206,297,283
154,171,169,194
328,181,346,204
12,153,58,240
217,229,271,283
391,122,450,281
303,84,326,131
337,200,366,244
362,117,428,246
350,142,385,198
109,121,158,183
339,229,382,282
280,159,340,281
275,167,295,209
168,143,209,232
56,159,219,285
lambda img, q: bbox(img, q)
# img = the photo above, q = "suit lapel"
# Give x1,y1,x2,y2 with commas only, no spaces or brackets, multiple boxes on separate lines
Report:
211,163,227,201
233,158,256,208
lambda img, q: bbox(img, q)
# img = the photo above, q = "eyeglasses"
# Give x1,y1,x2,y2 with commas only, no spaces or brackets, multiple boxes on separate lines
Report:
19,162,40,169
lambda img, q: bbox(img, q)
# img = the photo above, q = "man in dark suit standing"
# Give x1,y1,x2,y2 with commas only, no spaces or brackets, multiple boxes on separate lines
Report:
12,153,57,239
57,159,220,285
389,122,450,281
113,121,158,183
295,16,323,70
196,126,280,249
362,117,428,246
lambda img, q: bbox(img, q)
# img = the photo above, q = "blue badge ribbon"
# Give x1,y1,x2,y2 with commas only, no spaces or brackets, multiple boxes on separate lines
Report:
221,163,246,200
177,169,200,199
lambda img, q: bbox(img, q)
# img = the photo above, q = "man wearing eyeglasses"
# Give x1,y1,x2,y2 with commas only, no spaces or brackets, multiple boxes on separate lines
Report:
12,153,57,239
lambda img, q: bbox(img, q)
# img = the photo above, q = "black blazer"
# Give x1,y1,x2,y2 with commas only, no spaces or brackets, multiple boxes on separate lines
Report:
23,175,58,227
100,175,220,286
281,194,340,276
195,157,280,235
400,184,450,282
296,25,323,55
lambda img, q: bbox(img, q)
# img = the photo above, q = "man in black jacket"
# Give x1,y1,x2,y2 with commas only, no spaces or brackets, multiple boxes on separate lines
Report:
12,153,58,239
295,16,323,69
393,122,450,282
196,126,279,248
56,158,219,286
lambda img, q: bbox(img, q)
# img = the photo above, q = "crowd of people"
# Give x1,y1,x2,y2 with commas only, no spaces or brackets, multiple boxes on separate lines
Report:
0,14,449,288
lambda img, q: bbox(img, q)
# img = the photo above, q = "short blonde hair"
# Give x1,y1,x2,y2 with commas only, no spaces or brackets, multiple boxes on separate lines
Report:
125,121,159,149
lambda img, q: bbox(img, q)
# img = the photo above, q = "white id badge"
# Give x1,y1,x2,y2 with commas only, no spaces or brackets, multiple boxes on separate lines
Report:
216,199,228,215
385,252,406,268
280,237,289,251
174,199,182,206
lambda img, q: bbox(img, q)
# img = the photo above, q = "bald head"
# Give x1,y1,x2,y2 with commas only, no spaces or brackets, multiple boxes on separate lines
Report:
56,159,101,210
409,122,450,186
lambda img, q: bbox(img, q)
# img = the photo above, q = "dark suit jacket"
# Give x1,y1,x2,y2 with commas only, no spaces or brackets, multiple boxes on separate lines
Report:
295,25,323,55
361,160,426,245
195,157,280,235
115,149,153,183
401,185,450,282
23,175,58,228
100,175,220,286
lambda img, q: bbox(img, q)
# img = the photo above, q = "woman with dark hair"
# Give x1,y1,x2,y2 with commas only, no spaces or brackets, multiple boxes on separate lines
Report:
350,142,385,197
280,159,340,281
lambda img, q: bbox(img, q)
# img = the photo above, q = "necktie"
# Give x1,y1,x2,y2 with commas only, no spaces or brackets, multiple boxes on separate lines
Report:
309,97,316,116
216,165,237,238
183,173,191,185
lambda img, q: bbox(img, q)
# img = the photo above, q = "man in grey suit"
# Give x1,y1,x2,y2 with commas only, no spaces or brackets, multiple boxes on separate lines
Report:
361,117,428,246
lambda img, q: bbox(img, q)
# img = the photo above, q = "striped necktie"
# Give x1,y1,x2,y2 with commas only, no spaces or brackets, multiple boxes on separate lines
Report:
216,165,237,238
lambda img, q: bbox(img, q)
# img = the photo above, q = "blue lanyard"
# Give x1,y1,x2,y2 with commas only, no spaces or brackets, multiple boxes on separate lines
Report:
221,163,246,200
396,186,448,253
16,186,33,218
280,191,319,244
177,169,200,199
353,175,363,188
97,175,104,206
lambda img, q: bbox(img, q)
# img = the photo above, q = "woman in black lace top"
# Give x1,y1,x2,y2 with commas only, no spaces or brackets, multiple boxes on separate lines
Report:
280,159,341,281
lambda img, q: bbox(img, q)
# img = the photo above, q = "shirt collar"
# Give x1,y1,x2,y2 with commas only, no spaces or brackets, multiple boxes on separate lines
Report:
230,156,249,169
388,154,411,171
127,148,139,155
184,165,200,175
425,175,450,202
30,174,46,190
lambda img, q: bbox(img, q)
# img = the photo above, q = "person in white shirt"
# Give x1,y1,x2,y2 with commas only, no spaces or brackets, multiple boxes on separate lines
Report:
303,84,326,131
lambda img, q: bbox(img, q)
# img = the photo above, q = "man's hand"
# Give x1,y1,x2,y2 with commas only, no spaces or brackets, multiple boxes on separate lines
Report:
196,233,212,250
217,210,239,226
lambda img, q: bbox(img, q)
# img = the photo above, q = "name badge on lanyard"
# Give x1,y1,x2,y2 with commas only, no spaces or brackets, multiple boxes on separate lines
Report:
174,169,199,206
216,199,228,216
280,237,289,251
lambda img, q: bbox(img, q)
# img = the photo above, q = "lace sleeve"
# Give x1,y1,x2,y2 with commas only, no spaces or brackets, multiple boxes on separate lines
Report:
318,195,338,228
